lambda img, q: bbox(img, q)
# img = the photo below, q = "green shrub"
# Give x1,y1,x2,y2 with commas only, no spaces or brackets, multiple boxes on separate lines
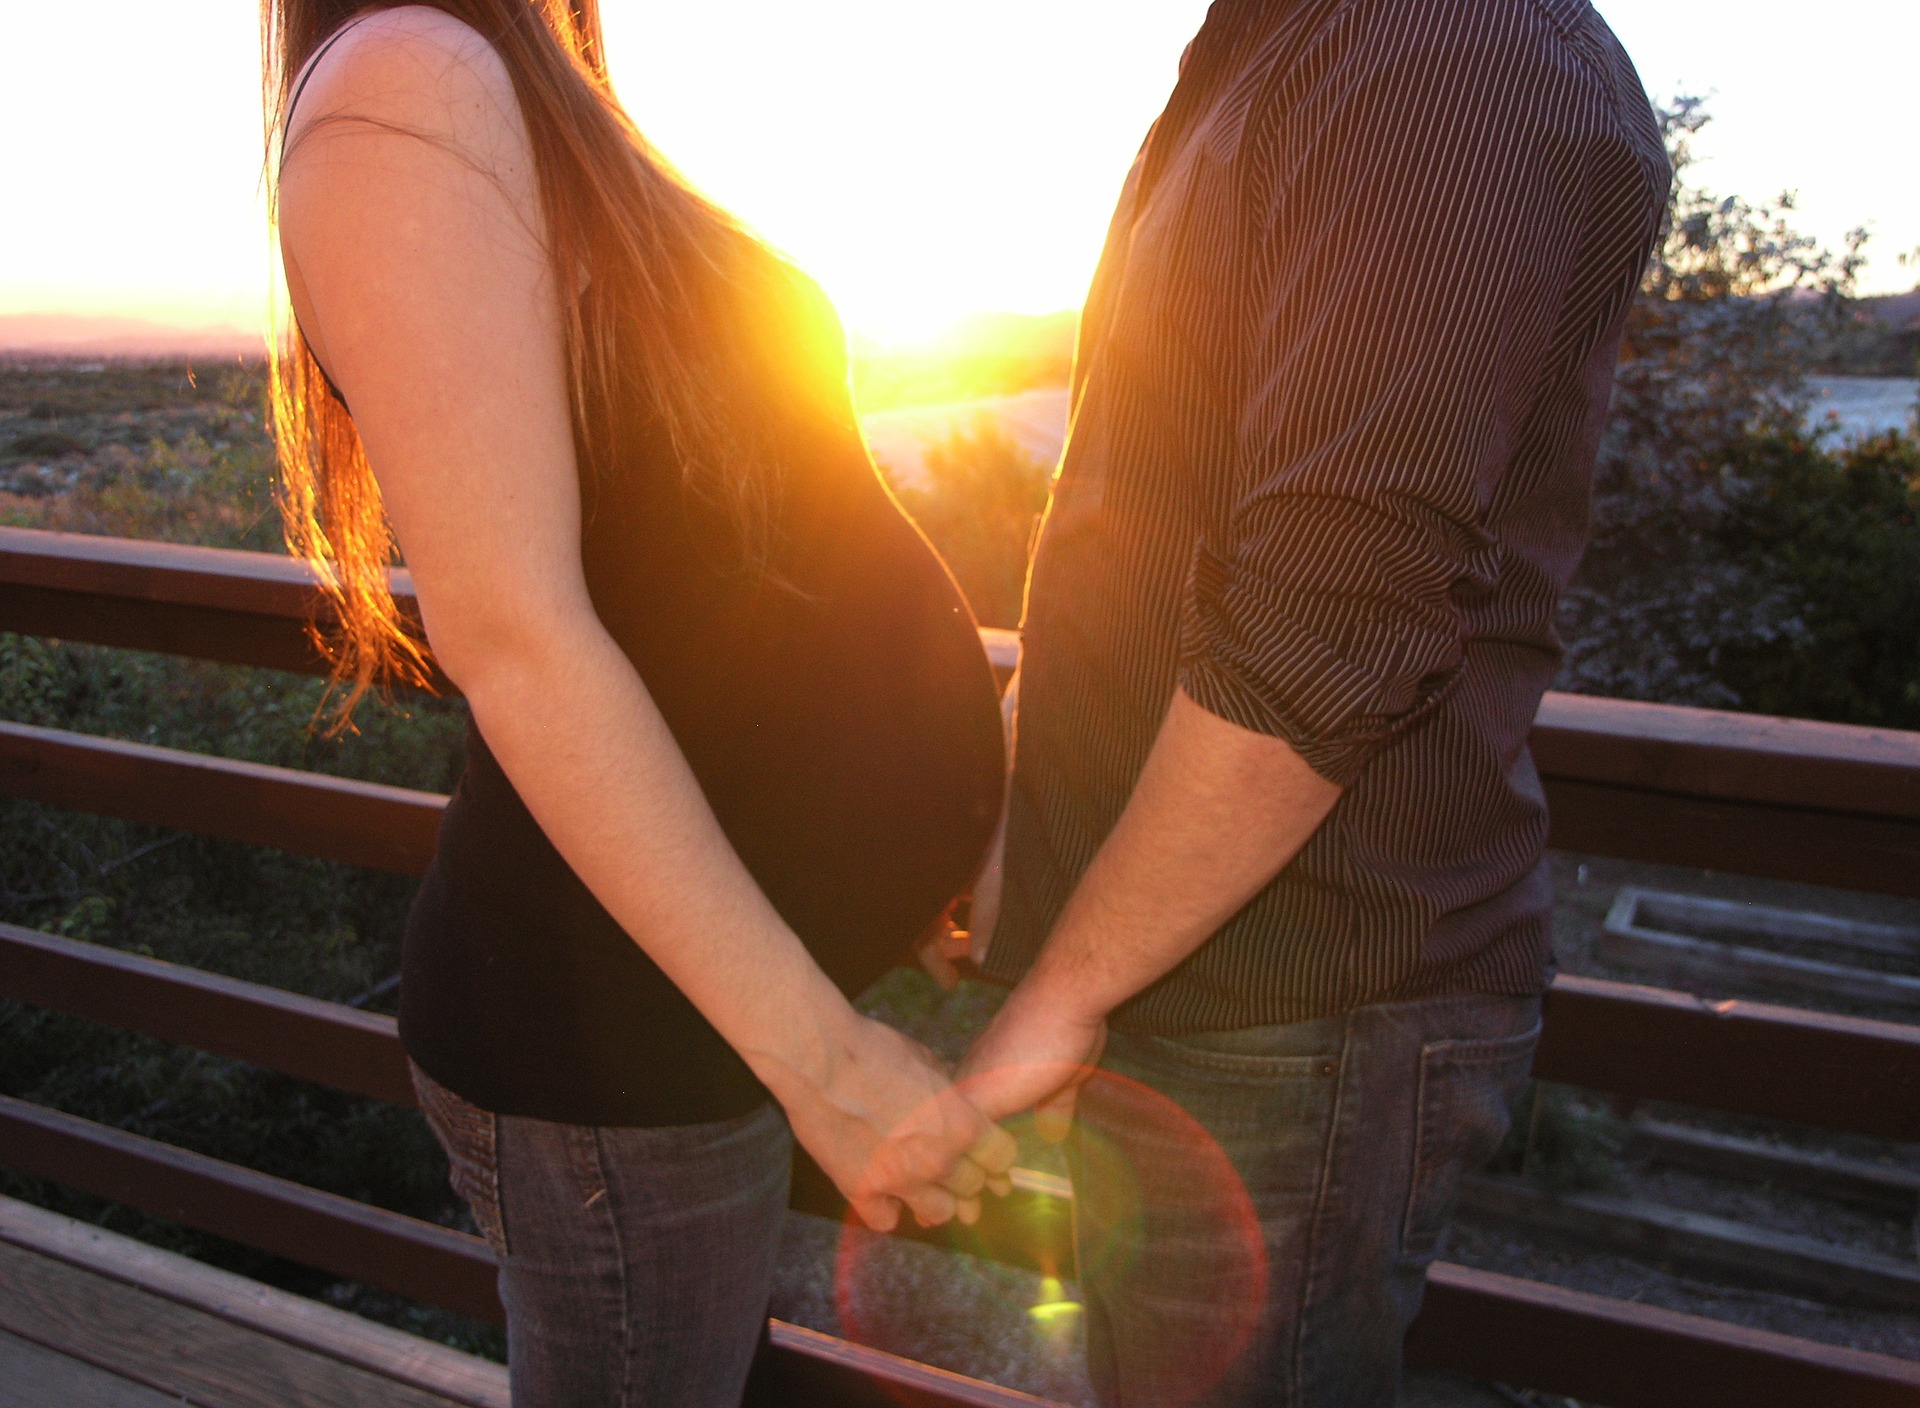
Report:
8,431,86,459
1716,431,1920,728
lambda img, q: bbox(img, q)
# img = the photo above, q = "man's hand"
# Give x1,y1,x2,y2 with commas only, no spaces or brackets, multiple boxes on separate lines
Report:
919,667,1018,988
956,984,1108,1143
916,915,975,990
761,1010,1018,1231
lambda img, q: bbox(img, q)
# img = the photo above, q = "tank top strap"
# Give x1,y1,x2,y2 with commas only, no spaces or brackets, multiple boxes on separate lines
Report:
280,13,377,410
283,13,378,147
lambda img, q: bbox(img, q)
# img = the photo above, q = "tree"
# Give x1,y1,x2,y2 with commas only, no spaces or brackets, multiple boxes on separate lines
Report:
1558,97,1870,708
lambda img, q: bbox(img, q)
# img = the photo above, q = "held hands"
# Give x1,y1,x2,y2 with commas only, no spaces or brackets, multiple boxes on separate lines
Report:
766,981,1106,1234
765,1010,1018,1232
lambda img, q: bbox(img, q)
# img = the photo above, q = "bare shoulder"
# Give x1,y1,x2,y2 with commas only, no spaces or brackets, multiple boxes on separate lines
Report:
282,5,526,167
275,5,552,380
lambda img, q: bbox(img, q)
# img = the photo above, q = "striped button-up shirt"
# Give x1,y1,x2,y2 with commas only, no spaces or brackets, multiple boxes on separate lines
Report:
983,0,1671,1032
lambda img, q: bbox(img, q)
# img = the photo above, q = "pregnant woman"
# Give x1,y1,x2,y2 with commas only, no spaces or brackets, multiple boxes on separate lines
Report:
266,1,1015,1401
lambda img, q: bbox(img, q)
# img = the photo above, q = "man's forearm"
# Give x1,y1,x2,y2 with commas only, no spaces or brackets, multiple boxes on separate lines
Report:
1016,688,1344,1025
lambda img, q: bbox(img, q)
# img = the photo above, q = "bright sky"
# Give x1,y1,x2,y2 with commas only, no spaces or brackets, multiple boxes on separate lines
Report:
1,0,1914,344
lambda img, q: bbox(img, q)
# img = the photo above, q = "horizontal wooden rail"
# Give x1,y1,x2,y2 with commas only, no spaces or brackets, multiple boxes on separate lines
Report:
0,923,416,1106
3,1093,1914,1407
0,721,444,876
0,922,1073,1270
0,721,448,875
1528,688,1920,898
6,526,1919,895
0,1097,1064,1408
1409,1261,1920,1407
0,1093,496,1320
1534,974,1920,1140
1540,777,1920,900
19,909,1916,1249
0,527,350,678
1531,691,1920,820
0,526,1021,688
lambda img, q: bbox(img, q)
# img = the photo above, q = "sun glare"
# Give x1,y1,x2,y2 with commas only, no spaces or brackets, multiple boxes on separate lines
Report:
598,1,1210,343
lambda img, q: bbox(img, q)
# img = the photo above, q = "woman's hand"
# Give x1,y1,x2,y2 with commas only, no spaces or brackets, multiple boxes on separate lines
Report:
757,1011,1017,1232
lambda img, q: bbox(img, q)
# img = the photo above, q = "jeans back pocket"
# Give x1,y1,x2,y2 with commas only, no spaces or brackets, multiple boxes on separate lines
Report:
1400,1022,1539,1260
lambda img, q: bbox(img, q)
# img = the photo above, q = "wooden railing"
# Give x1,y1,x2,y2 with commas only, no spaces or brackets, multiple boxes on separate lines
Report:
2,524,1919,1406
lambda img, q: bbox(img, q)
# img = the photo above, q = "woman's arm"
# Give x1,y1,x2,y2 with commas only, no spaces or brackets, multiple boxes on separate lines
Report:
277,8,1010,1228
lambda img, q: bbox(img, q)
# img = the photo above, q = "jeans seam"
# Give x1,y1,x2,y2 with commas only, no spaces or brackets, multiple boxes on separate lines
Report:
1288,1006,1353,1397
579,1125,636,1408
483,1110,506,1257
1402,1044,1441,1257
1421,1027,1543,1066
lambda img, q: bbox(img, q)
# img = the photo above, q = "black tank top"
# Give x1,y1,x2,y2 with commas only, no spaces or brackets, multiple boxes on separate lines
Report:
398,331,1006,1124
400,391,1004,1125
285,22,1005,1127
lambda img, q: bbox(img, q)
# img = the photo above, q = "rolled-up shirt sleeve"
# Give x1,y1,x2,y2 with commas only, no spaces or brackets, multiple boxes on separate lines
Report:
1178,21,1604,785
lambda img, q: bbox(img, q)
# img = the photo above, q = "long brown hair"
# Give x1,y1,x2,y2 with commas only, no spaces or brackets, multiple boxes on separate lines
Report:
264,0,838,722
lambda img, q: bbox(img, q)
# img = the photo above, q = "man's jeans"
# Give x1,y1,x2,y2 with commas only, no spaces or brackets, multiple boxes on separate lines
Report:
412,1064,792,1407
1069,992,1540,1408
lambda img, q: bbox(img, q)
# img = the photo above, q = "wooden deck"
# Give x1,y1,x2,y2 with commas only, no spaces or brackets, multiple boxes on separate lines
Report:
0,1193,508,1408
0,1194,1078,1408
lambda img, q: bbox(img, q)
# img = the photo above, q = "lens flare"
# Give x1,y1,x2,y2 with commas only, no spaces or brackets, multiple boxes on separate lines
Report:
1028,1275,1082,1325
1065,1068,1269,1406
832,1110,1075,1348
833,1067,1267,1406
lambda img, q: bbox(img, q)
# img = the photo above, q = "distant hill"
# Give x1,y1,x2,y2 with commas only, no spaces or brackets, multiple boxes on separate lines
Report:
1810,288,1920,377
0,314,261,360
1865,288,1920,329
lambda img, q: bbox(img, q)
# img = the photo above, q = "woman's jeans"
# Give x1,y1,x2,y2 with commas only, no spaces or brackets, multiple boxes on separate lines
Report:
412,1064,793,1408
1069,991,1541,1408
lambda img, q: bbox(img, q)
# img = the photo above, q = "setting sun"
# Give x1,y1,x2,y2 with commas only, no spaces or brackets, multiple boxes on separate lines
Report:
599,1,1211,343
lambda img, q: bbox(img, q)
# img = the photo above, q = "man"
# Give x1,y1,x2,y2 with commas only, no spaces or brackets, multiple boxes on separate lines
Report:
955,0,1669,1402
